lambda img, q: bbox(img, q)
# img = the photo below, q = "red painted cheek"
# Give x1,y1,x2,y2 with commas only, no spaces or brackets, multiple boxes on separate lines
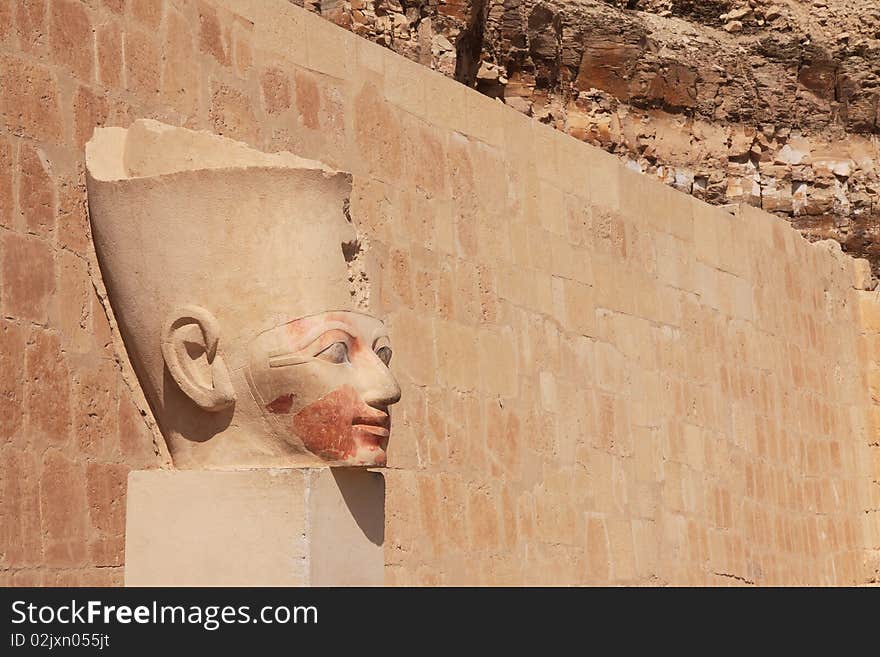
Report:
266,394,294,414
288,385,360,462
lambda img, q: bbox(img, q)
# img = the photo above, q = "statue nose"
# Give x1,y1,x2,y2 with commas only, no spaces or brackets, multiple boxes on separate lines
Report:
359,355,401,409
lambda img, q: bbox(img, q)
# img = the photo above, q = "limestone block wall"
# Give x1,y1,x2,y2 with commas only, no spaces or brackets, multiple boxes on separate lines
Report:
856,291,880,583
0,0,877,585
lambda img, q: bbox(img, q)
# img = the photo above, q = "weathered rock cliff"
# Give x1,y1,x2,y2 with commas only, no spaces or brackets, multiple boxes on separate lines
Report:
300,0,880,277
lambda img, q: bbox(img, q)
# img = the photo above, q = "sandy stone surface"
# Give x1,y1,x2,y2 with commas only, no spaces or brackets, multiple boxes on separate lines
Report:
0,0,878,586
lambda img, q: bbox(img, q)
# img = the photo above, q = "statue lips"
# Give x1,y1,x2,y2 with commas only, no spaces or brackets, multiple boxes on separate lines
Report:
284,384,392,465
352,409,391,454
353,410,391,437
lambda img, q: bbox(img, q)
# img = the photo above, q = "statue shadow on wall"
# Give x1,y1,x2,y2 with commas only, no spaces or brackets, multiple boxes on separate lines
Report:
331,467,385,546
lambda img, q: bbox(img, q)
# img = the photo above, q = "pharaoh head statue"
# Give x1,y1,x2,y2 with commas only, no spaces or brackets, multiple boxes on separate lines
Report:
85,120,400,469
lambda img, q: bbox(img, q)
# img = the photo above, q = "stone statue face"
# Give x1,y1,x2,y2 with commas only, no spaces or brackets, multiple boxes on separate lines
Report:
84,120,401,469
248,311,400,466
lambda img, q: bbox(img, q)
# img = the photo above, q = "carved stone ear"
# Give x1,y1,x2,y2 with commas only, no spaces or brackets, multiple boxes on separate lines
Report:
161,305,235,412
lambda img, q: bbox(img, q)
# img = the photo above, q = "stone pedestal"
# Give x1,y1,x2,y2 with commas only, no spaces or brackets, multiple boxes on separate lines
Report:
124,468,384,586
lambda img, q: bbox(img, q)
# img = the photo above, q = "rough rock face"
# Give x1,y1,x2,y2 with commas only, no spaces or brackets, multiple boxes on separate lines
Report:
298,0,880,277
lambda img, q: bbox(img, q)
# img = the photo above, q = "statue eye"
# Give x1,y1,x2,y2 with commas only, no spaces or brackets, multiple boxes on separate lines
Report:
316,341,349,364
376,345,392,366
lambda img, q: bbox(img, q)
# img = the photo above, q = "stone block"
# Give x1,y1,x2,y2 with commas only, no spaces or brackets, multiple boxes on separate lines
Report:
124,28,161,97
210,80,260,144
125,468,384,586
24,329,70,447
0,446,42,567
49,0,93,81
40,450,88,567
0,55,63,143
14,0,47,55
162,8,200,114
0,321,26,442
130,0,163,30
18,144,54,237
96,19,123,88
304,8,354,80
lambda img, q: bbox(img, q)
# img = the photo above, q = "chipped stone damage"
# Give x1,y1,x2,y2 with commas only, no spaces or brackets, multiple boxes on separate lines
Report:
342,157,373,311
343,235,372,311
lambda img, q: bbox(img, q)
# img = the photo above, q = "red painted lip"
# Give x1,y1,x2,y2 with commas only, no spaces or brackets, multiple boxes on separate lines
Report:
353,424,390,438
352,408,391,442
352,410,391,431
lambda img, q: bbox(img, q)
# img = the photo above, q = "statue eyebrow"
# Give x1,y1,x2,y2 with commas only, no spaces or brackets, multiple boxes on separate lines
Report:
268,321,354,367
268,352,310,368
